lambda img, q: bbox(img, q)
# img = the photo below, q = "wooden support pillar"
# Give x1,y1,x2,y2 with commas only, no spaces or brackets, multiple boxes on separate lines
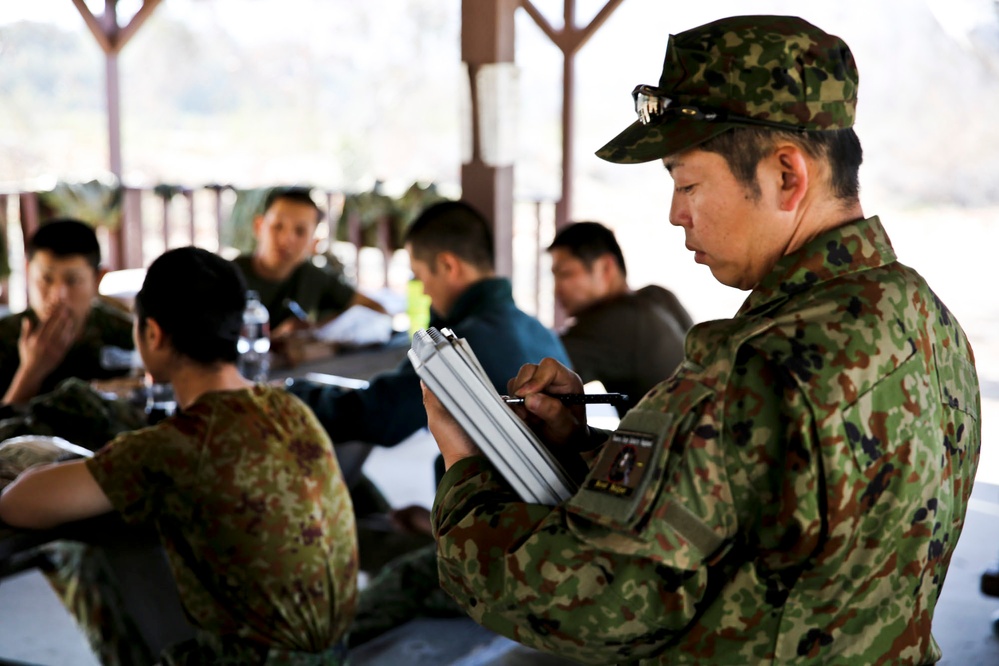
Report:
555,2,576,234
461,0,518,278
205,184,228,252
161,191,172,250
18,193,39,245
377,216,393,288
520,0,626,233
519,0,625,326
184,189,196,245
72,0,162,269
72,0,162,180
104,5,123,178
121,187,145,267
325,191,337,251
0,194,8,306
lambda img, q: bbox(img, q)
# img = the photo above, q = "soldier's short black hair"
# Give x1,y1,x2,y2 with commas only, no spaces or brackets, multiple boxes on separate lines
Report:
700,127,863,203
262,186,324,224
27,218,101,271
403,200,494,273
135,247,246,365
547,221,627,277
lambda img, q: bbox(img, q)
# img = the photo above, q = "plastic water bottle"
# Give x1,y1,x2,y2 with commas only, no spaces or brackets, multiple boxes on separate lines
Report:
237,290,271,382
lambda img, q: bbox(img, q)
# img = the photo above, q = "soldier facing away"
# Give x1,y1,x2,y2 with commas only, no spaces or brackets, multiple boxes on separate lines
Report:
0,247,358,664
423,14,981,665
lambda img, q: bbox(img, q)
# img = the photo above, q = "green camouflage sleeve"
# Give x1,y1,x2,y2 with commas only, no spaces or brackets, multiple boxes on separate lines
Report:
434,216,981,665
433,447,714,662
431,378,745,664
431,336,832,665
87,423,189,525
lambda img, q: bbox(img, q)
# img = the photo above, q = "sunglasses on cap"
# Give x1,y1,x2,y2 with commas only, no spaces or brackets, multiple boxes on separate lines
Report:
632,84,806,132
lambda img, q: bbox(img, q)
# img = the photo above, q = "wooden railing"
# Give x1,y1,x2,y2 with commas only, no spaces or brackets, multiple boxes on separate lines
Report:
0,187,557,323
4,187,349,270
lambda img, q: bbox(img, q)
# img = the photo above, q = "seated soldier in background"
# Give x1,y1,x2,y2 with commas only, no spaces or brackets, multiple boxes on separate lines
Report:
0,218,134,406
231,186,385,340
0,247,358,665
286,200,570,645
548,221,693,413
289,200,570,534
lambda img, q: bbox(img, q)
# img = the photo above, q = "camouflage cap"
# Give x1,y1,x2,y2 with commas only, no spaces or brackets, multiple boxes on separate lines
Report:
596,15,859,164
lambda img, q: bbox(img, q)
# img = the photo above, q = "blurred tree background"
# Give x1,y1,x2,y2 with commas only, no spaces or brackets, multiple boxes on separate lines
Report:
2,0,998,204
1,0,998,326
0,0,463,191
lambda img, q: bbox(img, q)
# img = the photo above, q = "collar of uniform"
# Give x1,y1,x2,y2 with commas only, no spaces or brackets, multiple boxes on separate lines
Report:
738,216,897,317
431,277,512,327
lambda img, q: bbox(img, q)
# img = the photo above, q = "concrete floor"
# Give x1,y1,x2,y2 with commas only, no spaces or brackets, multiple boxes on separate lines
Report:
1,430,998,665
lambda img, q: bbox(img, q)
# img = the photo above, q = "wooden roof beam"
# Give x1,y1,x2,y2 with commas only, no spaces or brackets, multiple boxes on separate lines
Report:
71,0,163,55
520,0,626,55
71,0,112,53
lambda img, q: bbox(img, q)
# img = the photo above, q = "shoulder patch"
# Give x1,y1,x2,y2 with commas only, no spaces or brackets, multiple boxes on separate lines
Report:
569,409,676,529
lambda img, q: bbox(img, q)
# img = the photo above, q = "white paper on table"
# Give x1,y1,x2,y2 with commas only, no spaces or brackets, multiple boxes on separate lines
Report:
313,305,394,346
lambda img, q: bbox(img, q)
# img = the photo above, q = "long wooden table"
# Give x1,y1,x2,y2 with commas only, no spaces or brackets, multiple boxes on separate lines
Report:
273,332,411,383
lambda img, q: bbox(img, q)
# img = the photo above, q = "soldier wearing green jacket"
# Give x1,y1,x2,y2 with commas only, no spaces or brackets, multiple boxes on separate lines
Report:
0,218,134,406
423,15,981,665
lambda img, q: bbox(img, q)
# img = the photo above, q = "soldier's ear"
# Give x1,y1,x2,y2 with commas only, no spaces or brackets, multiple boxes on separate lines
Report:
773,144,809,212
435,251,462,279
143,317,167,350
594,254,616,280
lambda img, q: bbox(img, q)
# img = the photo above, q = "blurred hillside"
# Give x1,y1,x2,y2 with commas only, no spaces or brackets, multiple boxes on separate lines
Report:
1,0,998,206
0,0,462,191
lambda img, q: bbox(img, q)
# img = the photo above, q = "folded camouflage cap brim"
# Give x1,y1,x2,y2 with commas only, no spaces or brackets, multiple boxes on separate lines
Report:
597,15,859,164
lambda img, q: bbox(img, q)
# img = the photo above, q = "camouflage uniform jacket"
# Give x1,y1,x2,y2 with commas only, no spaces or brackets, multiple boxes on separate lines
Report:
433,216,981,665
87,385,358,659
0,299,134,397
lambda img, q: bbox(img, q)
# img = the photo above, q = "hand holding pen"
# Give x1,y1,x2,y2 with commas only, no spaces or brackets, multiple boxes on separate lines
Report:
504,358,592,450
501,393,628,406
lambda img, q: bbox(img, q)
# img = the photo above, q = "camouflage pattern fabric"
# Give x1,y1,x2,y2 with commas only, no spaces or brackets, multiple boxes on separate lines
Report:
0,440,166,665
347,543,462,648
86,385,359,661
0,377,147,452
597,15,859,164
432,216,980,665
0,436,75,488
0,299,135,398
162,630,348,665
43,541,157,666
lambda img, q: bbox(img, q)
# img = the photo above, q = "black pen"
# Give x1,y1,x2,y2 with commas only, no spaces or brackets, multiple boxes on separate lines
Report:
501,393,629,406
283,299,310,322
